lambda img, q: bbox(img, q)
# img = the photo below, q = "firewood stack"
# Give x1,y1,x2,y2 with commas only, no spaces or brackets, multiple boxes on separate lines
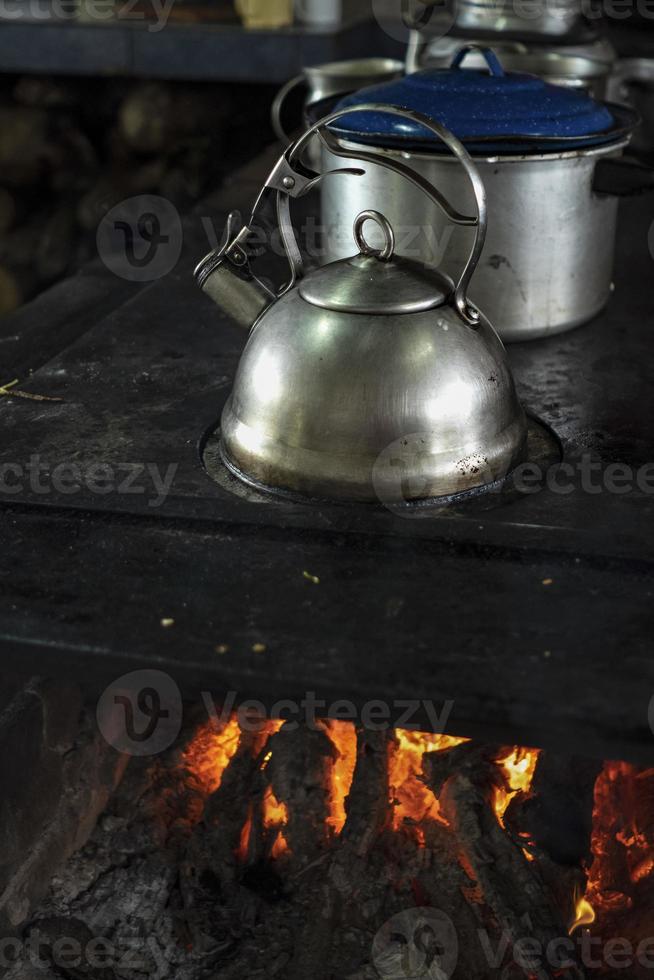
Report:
13,713,650,980
0,74,273,317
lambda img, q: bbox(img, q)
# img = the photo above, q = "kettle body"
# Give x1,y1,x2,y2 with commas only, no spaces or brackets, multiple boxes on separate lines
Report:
196,104,528,504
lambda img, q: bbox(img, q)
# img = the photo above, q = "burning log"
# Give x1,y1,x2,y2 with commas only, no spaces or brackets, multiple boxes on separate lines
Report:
283,729,391,980
506,753,602,867
264,721,337,863
423,742,585,979
505,752,603,931
200,719,269,886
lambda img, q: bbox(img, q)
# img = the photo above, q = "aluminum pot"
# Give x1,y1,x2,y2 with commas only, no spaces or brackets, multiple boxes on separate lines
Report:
404,0,584,41
317,47,651,342
321,140,625,342
271,57,404,144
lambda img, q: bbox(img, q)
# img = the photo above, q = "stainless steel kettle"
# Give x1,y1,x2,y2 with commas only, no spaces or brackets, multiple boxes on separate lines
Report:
195,106,527,504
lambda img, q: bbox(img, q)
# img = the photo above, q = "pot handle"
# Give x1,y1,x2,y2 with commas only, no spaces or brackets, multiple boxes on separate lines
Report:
606,57,654,105
271,74,306,145
296,104,487,325
451,45,506,77
593,156,654,197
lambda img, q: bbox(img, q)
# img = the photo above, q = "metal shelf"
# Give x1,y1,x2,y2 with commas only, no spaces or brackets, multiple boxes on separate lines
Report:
0,14,379,82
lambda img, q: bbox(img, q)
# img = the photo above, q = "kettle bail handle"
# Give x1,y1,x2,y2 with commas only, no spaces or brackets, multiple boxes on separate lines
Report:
298,104,487,325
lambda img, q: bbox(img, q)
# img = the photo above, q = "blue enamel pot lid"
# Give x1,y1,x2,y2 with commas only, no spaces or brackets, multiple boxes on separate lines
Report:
329,46,621,154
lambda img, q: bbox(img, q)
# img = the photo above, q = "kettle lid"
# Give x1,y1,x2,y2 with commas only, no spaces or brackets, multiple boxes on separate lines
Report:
299,211,450,315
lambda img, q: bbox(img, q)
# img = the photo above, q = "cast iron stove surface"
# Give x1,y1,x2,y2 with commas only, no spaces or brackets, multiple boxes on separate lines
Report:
0,156,653,763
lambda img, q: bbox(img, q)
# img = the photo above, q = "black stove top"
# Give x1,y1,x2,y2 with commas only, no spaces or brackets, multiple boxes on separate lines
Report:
0,156,653,764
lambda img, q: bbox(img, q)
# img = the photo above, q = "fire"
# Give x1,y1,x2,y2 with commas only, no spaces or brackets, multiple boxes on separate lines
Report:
263,785,288,827
271,831,288,859
182,717,654,953
493,747,540,826
182,717,241,795
322,720,358,834
389,730,469,832
585,761,654,919
238,809,253,862
263,786,289,858
570,890,596,934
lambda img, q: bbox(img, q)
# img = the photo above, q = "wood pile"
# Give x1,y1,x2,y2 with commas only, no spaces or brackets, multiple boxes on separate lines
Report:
6,714,644,980
0,74,272,317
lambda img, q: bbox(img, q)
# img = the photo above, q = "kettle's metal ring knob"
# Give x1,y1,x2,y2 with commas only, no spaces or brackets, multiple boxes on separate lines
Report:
353,211,395,262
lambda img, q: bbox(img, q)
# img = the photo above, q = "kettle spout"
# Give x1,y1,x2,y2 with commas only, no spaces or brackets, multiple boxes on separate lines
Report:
194,213,275,332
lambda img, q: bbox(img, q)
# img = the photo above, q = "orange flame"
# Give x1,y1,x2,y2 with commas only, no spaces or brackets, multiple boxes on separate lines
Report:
271,830,288,859
238,808,253,862
263,786,289,858
322,720,358,834
389,730,469,834
184,715,654,952
182,717,241,795
570,890,596,934
263,785,288,828
494,747,540,827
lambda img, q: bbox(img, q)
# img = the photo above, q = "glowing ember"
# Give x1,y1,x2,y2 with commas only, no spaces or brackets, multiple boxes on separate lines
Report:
238,808,253,862
322,720,358,834
389,730,469,833
494,747,540,827
585,761,654,919
182,717,241,795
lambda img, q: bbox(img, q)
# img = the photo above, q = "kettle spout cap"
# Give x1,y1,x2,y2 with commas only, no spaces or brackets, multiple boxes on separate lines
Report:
195,213,275,331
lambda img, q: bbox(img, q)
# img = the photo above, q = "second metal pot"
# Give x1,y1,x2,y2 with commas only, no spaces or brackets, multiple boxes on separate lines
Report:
271,58,404,144
316,46,651,342
321,138,626,342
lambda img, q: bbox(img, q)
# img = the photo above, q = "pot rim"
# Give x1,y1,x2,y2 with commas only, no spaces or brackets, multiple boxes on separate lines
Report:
331,134,631,164
305,58,405,81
